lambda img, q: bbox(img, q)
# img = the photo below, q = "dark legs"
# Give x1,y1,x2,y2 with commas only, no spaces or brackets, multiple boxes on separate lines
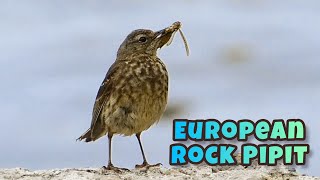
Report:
136,133,148,167
107,133,113,167
135,132,161,168
102,132,160,171
102,133,129,171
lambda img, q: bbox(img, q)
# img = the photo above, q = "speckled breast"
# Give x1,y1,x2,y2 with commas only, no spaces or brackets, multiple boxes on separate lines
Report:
103,56,168,136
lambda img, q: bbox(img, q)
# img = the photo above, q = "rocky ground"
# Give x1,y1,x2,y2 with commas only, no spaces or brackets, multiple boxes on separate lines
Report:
0,164,318,180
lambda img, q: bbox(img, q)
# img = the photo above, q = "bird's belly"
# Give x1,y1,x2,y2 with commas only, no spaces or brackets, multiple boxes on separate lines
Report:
131,93,167,132
102,81,168,136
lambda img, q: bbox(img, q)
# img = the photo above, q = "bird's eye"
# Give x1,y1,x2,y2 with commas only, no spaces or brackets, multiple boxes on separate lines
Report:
138,37,147,43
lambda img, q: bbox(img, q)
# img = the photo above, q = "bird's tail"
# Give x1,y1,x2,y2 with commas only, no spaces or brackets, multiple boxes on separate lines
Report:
77,129,93,142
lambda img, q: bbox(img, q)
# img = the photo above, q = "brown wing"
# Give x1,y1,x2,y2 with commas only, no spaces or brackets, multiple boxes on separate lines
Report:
77,61,118,142
90,62,118,129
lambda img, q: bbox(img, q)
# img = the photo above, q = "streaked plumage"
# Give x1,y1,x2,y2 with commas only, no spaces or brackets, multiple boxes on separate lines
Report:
78,22,183,170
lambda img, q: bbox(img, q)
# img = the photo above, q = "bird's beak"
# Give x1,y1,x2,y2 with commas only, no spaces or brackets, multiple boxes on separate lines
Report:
154,21,182,49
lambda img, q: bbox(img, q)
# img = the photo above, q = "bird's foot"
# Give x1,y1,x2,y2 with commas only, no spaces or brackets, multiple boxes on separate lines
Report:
102,164,130,173
135,161,162,169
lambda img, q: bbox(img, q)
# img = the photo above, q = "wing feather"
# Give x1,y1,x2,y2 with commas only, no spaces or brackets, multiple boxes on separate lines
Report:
90,62,118,131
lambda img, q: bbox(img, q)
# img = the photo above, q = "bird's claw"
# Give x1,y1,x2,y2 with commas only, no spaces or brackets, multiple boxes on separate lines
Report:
102,165,130,173
135,162,162,169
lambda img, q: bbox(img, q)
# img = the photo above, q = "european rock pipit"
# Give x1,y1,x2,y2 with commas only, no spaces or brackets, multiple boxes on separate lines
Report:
78,21,187,171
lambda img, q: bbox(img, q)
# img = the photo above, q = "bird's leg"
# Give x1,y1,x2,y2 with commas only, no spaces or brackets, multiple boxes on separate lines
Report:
102,133,129,172
135,133,162,169
107,133,114,168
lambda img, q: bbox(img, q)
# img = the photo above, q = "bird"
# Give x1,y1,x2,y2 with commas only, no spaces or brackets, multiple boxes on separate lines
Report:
77,21,185,171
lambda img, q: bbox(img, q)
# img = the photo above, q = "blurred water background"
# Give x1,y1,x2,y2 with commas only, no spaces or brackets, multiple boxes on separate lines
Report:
1,0,319,176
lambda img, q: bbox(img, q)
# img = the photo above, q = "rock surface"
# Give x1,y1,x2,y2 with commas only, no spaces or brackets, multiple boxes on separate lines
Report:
0,164,318,180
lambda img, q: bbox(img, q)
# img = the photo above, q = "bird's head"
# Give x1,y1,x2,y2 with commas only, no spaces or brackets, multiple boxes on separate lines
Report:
116,21,182,59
